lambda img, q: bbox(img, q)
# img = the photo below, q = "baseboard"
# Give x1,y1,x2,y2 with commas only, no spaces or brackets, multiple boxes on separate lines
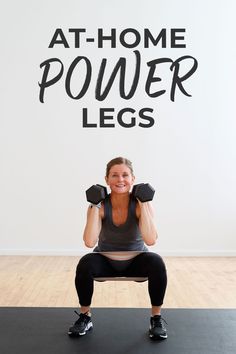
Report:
159,250,236,256
0,249,236,256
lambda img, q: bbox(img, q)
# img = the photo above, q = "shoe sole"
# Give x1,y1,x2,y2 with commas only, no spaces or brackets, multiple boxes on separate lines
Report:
149,332,168,340
68,322,93,337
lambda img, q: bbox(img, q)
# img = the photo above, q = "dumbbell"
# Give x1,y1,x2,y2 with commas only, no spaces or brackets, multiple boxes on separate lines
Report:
86,183,155,204
132,183,155,202
86,184,108,204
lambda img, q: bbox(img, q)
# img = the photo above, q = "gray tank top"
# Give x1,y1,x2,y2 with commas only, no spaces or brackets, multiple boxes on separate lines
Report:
94,195,148,252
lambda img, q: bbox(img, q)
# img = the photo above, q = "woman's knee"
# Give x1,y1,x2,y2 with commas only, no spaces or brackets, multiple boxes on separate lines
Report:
76,253,96,274
145,252,167,274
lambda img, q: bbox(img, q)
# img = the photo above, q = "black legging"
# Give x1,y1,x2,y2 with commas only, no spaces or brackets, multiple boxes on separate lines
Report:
75,252,167,307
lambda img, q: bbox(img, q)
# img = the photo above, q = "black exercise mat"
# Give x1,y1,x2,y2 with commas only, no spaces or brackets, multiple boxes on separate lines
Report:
0,307,235,354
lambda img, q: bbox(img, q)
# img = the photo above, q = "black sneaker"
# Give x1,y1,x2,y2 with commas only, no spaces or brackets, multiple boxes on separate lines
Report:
149,315,168,340
68,311,93,337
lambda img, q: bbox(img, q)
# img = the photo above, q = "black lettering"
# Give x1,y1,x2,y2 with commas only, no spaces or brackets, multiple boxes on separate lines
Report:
69,28,86,48
139,108,155,128
38,58,64,103
171,29,186,48
145,58,173,98
98,28,116,48
100,108,115,127
65,56,92,99
117,108,136,127
96,50,140,101
82,108,97,127
120,29,141,48
144,29,166,48
48,29,69,48
170,55,198,101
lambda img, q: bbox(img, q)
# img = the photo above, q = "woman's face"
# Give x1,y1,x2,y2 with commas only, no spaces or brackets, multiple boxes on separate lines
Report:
105,164,135,194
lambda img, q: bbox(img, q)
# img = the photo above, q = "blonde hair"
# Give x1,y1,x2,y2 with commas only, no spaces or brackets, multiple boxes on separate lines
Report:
106,157,134,177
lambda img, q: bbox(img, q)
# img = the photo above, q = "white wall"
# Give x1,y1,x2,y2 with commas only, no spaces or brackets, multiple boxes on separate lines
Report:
1,0,236,256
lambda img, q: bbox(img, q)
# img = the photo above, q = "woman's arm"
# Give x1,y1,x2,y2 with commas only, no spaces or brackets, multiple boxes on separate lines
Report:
83,205,103,248
136,201,158,246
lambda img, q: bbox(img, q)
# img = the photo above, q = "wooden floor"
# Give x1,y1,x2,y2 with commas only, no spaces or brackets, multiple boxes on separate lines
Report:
0,256,235,308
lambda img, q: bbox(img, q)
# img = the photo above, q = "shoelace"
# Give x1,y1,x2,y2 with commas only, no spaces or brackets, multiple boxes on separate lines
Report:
74,310,89,325
152,316,168,328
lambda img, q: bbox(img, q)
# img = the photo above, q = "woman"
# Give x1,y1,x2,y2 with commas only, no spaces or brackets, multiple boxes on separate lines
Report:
68,157,168,340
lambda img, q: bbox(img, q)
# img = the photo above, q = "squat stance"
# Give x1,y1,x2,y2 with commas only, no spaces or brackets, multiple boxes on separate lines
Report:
68,157,168,340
